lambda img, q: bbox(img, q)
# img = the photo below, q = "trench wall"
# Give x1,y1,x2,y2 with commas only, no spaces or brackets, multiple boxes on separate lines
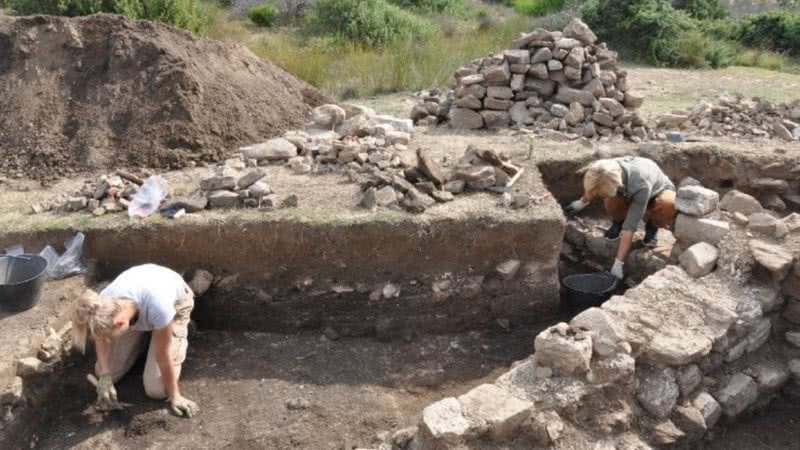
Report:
0,215,565,337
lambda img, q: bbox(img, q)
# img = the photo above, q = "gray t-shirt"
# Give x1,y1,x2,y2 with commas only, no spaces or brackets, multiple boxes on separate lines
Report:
100,264,186,331
616,157,675,232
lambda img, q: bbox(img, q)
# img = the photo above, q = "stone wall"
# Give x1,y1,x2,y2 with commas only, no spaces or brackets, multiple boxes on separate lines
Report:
406,182,800,449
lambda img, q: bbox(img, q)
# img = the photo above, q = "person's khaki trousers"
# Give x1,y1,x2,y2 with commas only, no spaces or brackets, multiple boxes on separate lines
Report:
95,284,194,399
604,190,678,230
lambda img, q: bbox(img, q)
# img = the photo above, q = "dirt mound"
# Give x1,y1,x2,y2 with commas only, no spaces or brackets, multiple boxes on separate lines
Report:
0,14,329,179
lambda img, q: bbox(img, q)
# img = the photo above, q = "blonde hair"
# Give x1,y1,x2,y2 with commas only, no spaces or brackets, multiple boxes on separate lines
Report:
582,159,623,199
71,289,121,353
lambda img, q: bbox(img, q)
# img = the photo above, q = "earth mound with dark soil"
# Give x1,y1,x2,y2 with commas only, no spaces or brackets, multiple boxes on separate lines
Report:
0,14,328,179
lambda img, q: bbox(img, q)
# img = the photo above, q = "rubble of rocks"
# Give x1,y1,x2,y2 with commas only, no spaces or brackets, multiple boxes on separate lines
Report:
30,171,143,216
236,104,529,214
189,159,297,211
409,88,452,127
411,19,648,141
656,95,800,141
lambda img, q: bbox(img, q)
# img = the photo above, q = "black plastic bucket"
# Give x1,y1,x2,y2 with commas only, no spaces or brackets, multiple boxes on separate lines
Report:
0,254,49,312
562,272,619,310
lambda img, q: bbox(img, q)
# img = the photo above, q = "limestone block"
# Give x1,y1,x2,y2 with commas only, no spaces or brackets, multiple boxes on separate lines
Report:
676,186,719,217
636,366,680,418
691,391,722,429
678,365,703,397
716,373,758,418
420,397,470,444
679,243,719,278
458,384,532,440
675,214,730,245
570,307,627,357
750,239,795,281
720,190,762,216
534,323,593,375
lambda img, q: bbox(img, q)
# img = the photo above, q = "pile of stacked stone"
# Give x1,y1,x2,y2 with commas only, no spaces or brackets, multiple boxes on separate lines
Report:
441,19,647,139
657,95,800,141
409,88,453,127
30,172,141,216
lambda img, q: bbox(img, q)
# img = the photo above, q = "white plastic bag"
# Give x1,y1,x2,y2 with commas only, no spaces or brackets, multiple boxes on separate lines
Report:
48,232,86,279
38,245,59,272
128,175,169,218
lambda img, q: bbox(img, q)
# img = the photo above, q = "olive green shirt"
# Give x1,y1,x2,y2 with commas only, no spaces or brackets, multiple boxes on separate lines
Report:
616,157,675,232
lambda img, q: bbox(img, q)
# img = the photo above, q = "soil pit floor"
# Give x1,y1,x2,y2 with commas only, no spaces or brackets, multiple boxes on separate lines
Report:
31,326,547,449
696,396,800,450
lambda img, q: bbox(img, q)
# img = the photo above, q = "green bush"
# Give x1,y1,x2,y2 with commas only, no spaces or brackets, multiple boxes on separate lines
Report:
248,4,275,27
8,0,212,33
512,0,564,16
387,0,462,14
675,0,727,20
735,10,800,55
306,0,432,47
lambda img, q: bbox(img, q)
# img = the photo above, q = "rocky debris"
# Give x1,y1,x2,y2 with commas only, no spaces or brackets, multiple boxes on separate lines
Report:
16,357,51,377
749,361,790,393
720,190,763,216
790,359,800,384
652,419,685,445
534,323,593,375
676,186,719,217
164,190,209,213
657,96,800,141
33,172,141,215
749,239,795,281
241,138,298,162
678,365,703,397
636,366,680,419
787,331,800,349
419,19,648,140
716,373,758,418
679,242,719,278
674,214,730,245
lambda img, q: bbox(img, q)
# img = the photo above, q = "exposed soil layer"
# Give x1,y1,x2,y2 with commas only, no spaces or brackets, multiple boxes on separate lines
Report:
16,326,547,450
694,396,800,450
0,14,328,180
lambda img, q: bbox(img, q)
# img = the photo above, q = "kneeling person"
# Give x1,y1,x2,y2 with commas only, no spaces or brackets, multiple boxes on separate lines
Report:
72,264,199,417
564,156,677,279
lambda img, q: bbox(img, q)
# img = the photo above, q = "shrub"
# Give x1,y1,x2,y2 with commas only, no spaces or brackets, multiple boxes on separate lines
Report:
306,0,432,47
272,0,310,24
513,0,564,16
735,10,800,55
248,4,275,27
734,49,789,71
8,0,213,33
387,0,463,15
674,0,727,20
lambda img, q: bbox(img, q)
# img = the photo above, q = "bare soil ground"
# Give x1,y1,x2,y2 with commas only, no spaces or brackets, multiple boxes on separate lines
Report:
28,325,549,449
695,397,800,450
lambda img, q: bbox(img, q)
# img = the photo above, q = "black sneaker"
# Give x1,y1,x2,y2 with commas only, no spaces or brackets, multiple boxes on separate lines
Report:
644,222,659,248
605,222,622,241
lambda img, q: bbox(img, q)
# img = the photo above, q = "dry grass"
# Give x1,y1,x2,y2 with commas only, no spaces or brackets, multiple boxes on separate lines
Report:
207,10,532,99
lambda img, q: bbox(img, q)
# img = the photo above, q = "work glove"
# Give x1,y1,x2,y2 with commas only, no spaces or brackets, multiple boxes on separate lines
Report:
563,198,590,217
95,374,120,410
610,259,624,279
169,394,199,418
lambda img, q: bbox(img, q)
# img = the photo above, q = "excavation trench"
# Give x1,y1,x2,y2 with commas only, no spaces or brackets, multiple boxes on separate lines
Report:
3,144,800,449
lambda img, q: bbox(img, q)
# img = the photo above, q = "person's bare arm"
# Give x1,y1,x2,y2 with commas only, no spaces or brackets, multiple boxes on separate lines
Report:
152,323,179,399
616,230,634,262
95,337,112,375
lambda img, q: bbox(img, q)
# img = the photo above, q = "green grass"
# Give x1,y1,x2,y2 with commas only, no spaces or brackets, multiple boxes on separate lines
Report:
734,49,799,73
247,15,530,98
512,0,564,16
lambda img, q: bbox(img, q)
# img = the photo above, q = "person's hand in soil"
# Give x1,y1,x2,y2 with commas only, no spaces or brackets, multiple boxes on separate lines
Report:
95,374,123,410
169,394,198,418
